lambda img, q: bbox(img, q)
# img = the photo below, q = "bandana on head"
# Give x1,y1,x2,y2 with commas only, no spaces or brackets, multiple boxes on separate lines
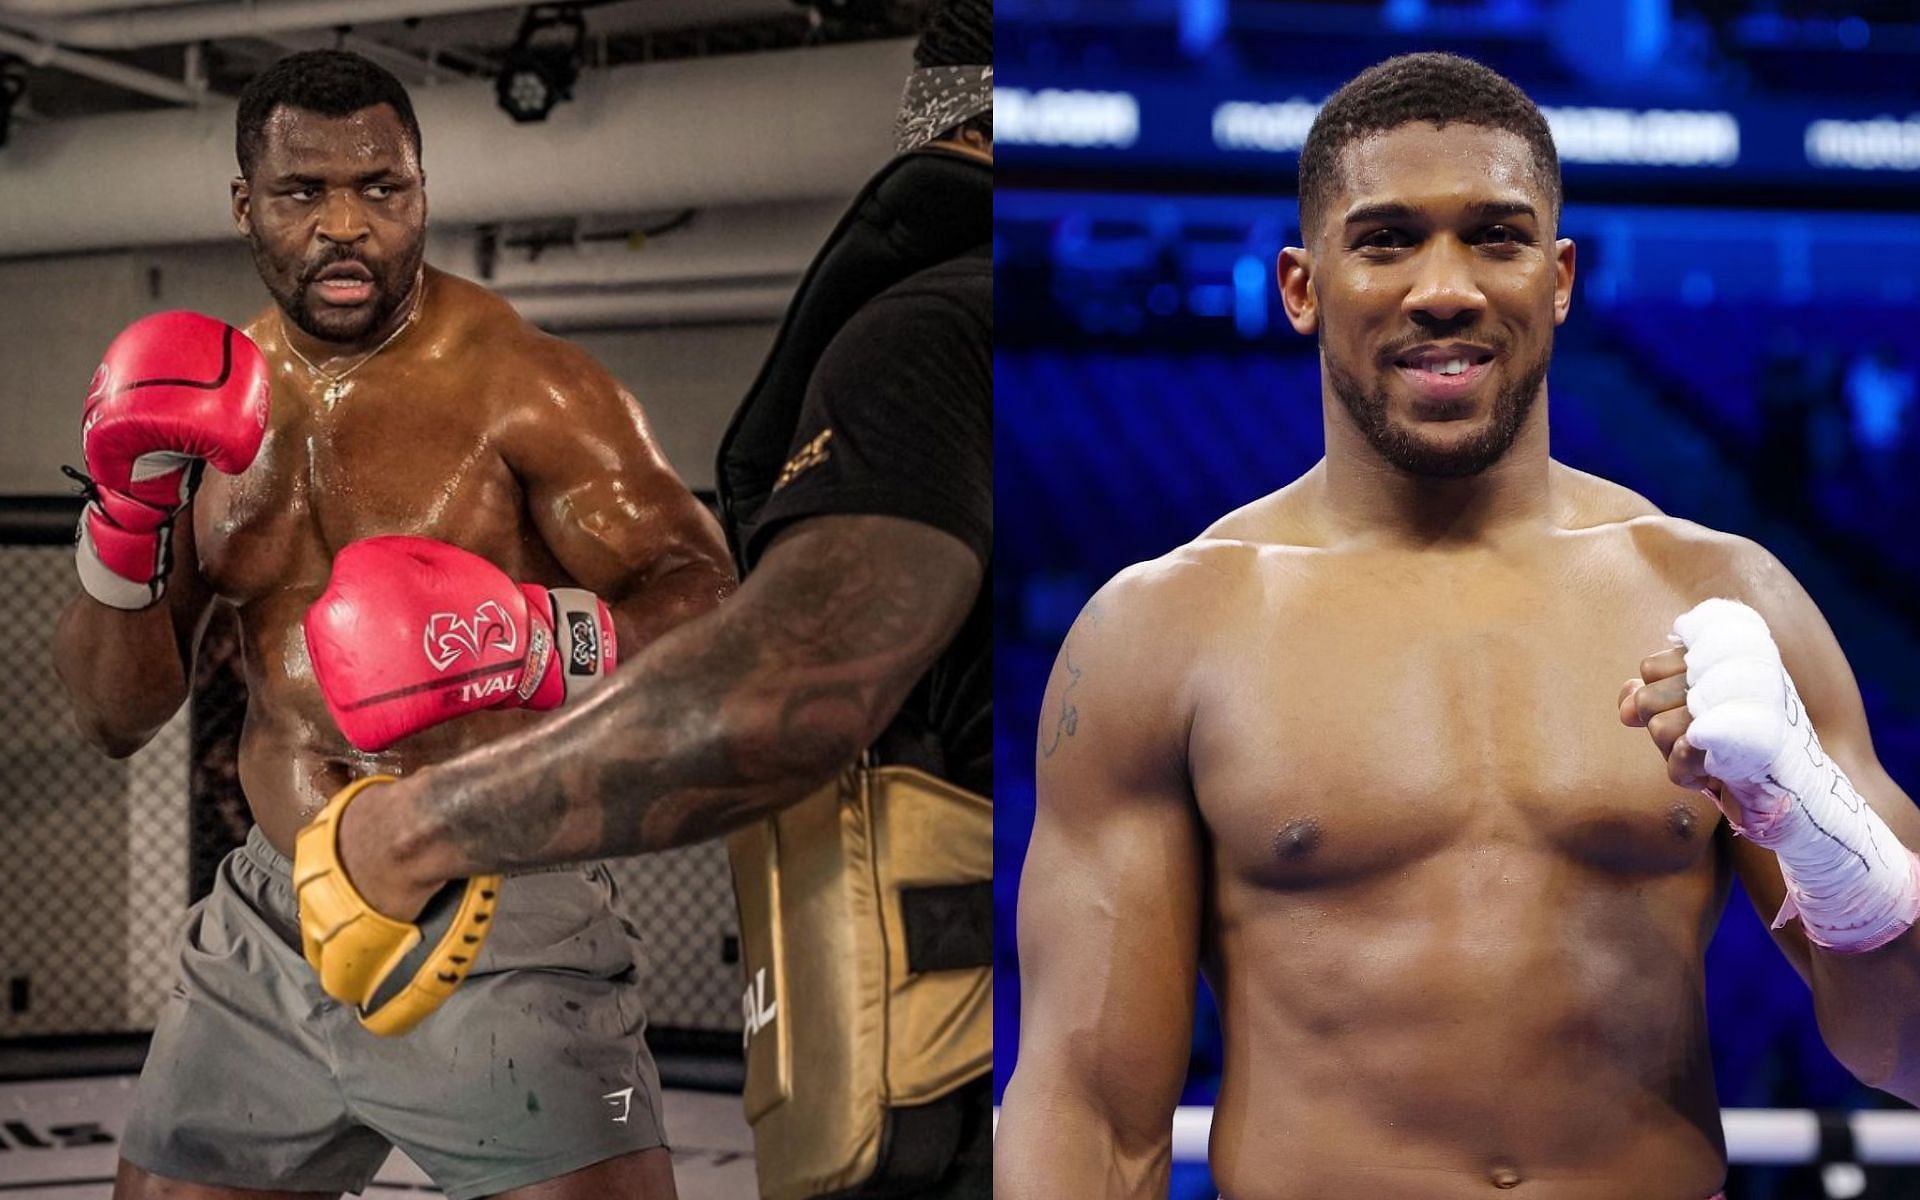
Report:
895,64,992,154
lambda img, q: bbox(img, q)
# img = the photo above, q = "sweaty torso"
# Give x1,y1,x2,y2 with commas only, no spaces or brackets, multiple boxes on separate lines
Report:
1189,466,1734,1199
193,268,585,857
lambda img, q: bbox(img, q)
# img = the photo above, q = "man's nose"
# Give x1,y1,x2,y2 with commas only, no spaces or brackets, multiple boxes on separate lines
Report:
316,189,370,245
1403,239,1485,327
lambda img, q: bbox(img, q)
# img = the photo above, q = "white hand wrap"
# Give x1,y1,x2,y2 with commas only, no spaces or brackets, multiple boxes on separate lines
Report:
1674,598,1920,953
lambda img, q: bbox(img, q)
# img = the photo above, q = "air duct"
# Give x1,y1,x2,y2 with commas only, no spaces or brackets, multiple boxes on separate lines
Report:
507,283,796,331
0,39,910,258
428,200,845,293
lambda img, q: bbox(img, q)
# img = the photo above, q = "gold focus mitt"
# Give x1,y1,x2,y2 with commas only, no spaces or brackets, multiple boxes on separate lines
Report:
292,774,503,1037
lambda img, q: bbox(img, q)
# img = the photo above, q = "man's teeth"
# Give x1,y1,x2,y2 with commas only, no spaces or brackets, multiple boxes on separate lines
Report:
1416,358,1469,375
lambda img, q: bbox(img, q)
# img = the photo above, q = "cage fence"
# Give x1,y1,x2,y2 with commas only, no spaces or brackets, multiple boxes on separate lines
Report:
0,503,742,1051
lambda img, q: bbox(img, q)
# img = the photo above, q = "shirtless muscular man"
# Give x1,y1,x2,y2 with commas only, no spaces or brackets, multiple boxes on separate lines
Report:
54,50,732,1200
997,53,1920,1200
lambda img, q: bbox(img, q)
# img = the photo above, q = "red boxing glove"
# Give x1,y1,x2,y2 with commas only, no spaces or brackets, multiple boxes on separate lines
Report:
75,312,270,609
304,536,618,753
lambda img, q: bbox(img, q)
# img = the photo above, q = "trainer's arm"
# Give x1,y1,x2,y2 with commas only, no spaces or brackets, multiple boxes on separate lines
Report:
353,513,976,892
499,338,735,647
1723,549,1920,1102
998,571,1205,1200
52,515,215,757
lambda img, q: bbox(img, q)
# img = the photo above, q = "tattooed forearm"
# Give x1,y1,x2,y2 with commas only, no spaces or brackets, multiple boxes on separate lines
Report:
410,515,981,874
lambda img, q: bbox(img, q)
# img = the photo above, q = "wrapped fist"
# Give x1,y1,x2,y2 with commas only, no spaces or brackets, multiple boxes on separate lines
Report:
1622,597,1920,952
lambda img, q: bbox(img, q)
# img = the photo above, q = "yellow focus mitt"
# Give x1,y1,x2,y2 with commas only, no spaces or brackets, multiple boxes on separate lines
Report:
293,774,503,1037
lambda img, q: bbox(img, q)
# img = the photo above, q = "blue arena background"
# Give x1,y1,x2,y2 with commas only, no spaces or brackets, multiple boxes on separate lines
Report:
993,2,1920,1197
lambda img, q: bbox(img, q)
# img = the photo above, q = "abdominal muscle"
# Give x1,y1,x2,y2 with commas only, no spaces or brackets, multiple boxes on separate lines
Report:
224,585,549,860
1202,848,1728,1200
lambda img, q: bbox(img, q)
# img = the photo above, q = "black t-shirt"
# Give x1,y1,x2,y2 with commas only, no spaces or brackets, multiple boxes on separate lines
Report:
742,245,991,796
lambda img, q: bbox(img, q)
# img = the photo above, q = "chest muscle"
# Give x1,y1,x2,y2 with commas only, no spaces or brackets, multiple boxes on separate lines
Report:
1191,555,1719,890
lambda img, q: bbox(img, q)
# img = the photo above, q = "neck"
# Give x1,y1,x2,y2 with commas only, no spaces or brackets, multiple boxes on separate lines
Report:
282,265,426,370
1317,387,1554,548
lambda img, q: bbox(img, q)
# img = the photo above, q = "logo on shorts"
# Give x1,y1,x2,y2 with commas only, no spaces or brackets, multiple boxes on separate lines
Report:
423,602,518,672
567,612,599,675
602,1086,635,1125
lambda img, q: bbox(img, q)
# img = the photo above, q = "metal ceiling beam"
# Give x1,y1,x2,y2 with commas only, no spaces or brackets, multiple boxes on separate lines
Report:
0,38,911,257
0,0,526,52
0,26,203,105
359,0,795,49
259,30,476,86
0,0,202,16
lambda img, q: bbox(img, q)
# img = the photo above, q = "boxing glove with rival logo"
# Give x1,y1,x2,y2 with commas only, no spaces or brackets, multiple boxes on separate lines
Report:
304,535,618,752
74,312,271,609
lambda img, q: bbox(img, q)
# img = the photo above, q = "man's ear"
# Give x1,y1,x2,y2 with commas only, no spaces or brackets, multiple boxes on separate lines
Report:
231,177,252,238
1552,237,1576,326
1278,246,1317,336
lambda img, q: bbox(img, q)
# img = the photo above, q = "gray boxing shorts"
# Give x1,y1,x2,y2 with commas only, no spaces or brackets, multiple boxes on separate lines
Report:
122,825,667,1199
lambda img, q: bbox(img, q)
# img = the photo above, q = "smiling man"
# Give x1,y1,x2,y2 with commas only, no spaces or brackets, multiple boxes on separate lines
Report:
53,49,732,1200
995,53,1920,1200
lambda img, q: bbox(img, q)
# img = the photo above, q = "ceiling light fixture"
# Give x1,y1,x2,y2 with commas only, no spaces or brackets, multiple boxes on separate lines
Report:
495,5,586,124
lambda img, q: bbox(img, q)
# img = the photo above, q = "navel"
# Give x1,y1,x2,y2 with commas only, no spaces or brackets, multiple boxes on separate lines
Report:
1486,1159,1524,1189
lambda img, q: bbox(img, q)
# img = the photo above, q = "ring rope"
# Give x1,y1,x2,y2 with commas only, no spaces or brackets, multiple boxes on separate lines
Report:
991,1106,1920,1165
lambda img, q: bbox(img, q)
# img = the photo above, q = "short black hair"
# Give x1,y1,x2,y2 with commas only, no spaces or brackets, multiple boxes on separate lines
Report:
914,0,991,143
235,50,422,179
1297,53,1559,244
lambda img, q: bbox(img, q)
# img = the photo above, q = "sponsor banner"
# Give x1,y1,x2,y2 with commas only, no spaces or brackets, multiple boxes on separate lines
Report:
999,75,1920,192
